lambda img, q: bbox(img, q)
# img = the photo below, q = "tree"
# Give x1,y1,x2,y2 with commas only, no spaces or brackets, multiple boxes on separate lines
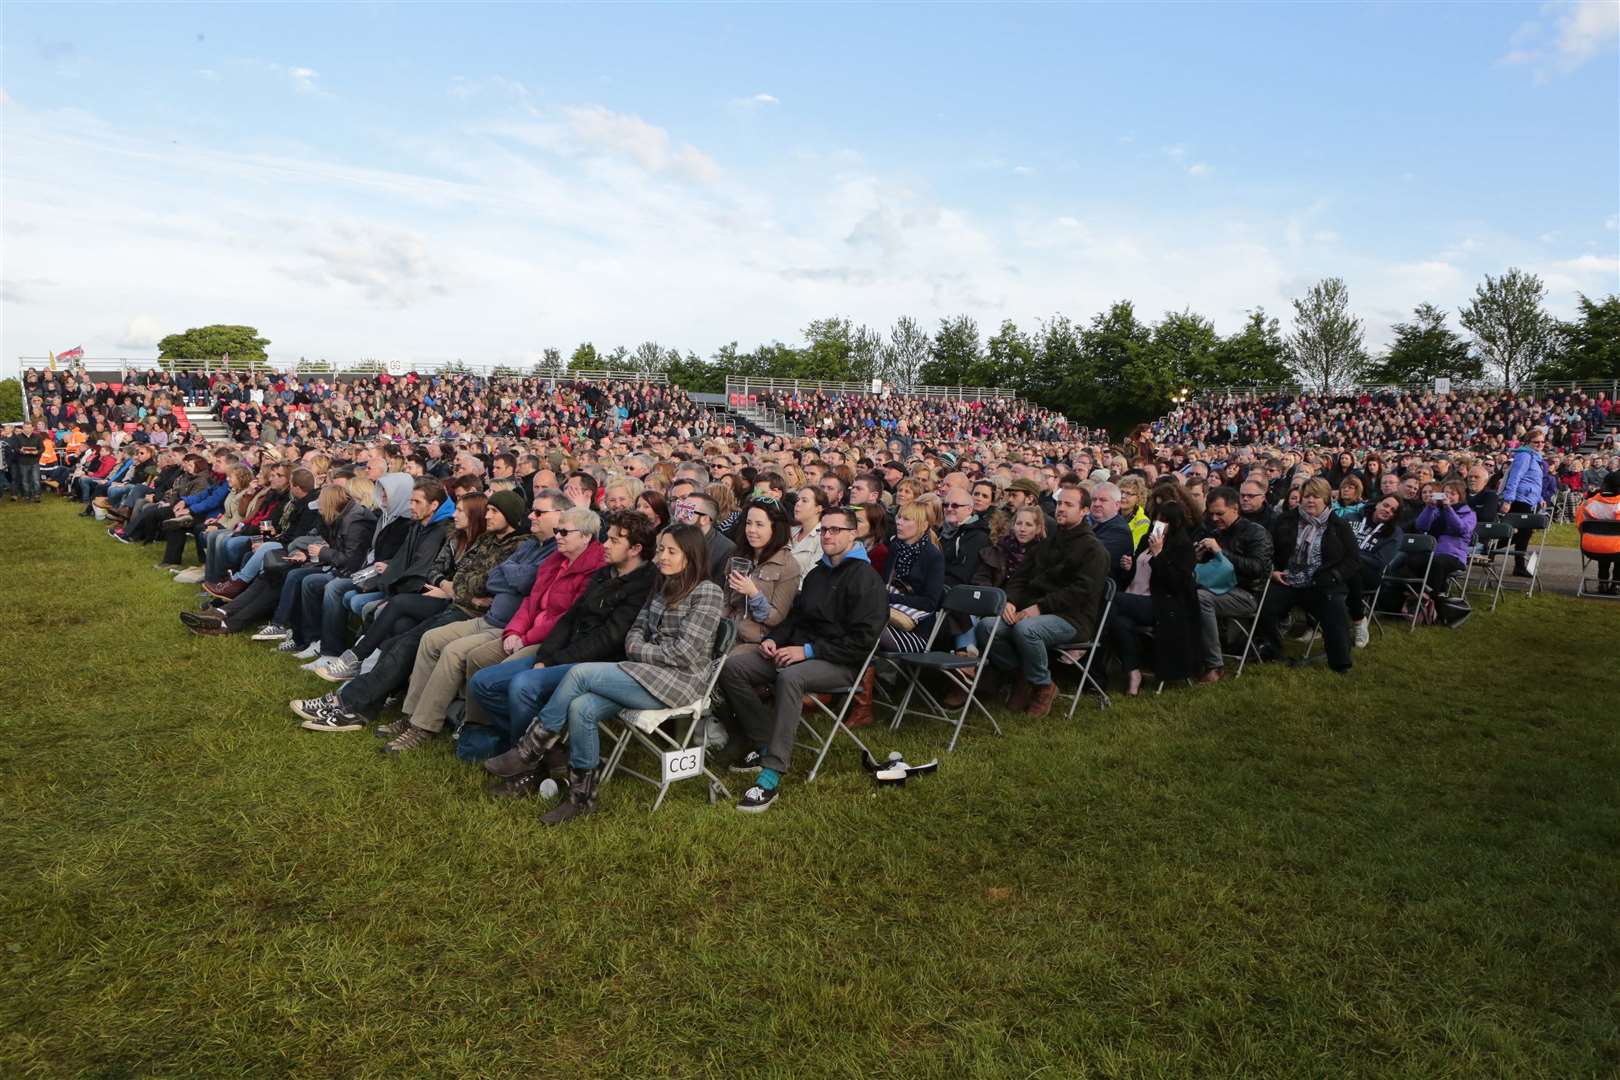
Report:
1363,303,1481,385
294,357,335,375
1078,302,1152,422
800,318,858,381
632,341,669,376
983,320,1032,391
1210,308,1294,387
1287,278,1368,393
1024,315,1087,419
665,350,726,393
1130,309,1217,414
920,315,983,386
1458,268,1560,388
1543,293,1620,381
531,347,564,376
605,345,631,371
0,378,23,423
570,342,599,370
880,316,930,389
850,325,884,383
156,325,270,369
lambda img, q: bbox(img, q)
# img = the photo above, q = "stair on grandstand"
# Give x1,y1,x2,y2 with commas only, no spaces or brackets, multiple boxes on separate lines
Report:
187,413,231,442
1581,420,1618,453
732,404,801,437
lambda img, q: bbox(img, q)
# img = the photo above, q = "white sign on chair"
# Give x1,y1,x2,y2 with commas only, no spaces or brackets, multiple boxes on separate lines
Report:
661,746,705,784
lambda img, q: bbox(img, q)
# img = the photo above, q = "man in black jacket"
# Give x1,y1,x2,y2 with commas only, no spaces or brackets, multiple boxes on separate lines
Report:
475,511,658,789
1238,475,1278,532
974,486,1110,717
717,505,887,813
1195,486,1275,682
939,489,991,590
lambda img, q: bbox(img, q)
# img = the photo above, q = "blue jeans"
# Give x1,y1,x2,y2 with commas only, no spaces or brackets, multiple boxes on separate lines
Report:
233,541,283,583
974,612,1078,687
15,459,41,498
205,532,256,582
534,662,662,770
274,564,323,633
468,659,576,745
298,572,337,649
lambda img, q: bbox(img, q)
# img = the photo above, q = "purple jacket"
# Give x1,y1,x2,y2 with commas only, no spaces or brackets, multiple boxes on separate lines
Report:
1414,502,1476,564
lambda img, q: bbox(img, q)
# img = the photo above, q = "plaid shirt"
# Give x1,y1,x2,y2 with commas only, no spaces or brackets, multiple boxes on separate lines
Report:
621,580,724,706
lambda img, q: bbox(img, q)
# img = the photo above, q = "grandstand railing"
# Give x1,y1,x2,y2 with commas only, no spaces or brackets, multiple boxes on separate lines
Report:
724,376,1019,402
15,356,667,385
1174,379,1620,401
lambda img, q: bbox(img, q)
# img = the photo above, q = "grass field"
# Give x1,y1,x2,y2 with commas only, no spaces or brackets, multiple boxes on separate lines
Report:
3,498,1617,1078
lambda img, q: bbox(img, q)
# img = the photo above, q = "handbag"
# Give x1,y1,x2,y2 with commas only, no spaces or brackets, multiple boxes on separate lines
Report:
1195,551,1237,595
888,605,923,631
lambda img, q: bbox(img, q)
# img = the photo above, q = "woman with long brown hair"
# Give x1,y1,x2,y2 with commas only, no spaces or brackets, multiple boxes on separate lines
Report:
519,523,725,825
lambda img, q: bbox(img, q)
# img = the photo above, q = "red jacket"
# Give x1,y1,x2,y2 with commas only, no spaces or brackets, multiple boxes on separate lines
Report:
503,542,607,645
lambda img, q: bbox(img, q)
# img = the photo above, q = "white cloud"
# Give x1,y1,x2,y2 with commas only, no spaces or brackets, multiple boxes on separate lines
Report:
288,67,320,94
1161,143,1187,160
1012,165,1035,175
117,315,165,349
0,88,13,107
559,104,721,182
749,92,779,105
1186,162,1211,177
1504,1,1620,76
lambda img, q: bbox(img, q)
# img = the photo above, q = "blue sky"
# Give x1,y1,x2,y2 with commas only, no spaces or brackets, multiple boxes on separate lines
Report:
3,1,1616,369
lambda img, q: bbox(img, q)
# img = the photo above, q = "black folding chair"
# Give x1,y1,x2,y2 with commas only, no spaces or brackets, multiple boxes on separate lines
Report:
1497,511,1550,600
1221,575,1271,679
1052,578,1116,717
887,585,1007,752
1576,519,1620,599
1376,533,1437,633
798,637,883,783
1464,520,1514,612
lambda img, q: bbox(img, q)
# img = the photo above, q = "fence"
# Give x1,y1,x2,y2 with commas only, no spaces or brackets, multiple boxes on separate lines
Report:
1177,378,1620,402
15,356,667,384
723,376,1019,402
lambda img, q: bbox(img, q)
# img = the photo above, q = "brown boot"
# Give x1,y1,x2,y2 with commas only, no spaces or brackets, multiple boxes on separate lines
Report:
802,693,831,715
1025,681,1058,717
1006,676,1033,712
843,669,876,729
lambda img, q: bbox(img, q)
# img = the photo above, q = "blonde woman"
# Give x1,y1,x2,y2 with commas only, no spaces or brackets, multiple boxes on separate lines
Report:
346,474,378,510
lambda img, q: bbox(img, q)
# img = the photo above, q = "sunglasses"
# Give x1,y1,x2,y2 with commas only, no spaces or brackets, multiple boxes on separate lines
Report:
944,501,971,509
553,527,582,538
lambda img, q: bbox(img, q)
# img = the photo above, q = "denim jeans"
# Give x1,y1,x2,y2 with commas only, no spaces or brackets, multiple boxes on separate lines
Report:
274,564,323,632
298,572,337,649
534,662,662,770
468,658,576,744
974,612,1077,687
205,532,256,583
15,459,41,498
116,484,151,511
233,541,283,583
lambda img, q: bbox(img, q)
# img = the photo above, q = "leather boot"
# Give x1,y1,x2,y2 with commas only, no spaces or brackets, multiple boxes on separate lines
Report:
482,726,563,778
1025,681,1058,717
843,669,877,729
540,767,599,826
1005,675,1033,712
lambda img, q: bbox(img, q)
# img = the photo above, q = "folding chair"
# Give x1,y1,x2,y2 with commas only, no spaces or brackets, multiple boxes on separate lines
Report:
1496,512,1551,600
1463,520,1513,612
798,637,883,783
1052,578,1115,717
1375,533,1437,633
1575,519,1620,599
1220,575,1271,679
886,585,1007,752
598,620,738,811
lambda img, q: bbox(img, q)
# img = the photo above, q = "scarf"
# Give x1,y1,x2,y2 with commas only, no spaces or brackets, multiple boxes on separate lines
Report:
888,536,924,590
998,534,1029,580
1285,506,1332,587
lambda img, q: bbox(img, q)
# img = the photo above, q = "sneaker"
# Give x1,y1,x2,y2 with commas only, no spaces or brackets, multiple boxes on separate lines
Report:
109,528,133,544
300,654,336,671
373,717,413,738
315,657,360,682
275,638,304,653
179,609,226,628
380,725,435,754
1353,618,1370,649
290,692,341,721
293,643,321,660
173,567,205,585
728,749,765,775
296,698,365,732
484,770,543,799
251,624,291,642
736,784,779,813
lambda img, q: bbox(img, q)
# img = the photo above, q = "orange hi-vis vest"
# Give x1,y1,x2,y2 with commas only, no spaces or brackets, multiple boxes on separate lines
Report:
1575,492,1620,557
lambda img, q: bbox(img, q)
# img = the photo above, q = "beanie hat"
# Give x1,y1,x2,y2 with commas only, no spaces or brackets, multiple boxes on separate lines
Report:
488,489,528,530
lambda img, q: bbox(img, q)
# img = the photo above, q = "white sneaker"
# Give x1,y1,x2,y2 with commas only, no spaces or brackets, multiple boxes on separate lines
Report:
1353,619,1369,649
301,654,337,672
293,643,320,660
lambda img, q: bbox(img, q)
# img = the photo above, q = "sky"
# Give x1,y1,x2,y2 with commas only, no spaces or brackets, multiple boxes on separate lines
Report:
2,1,1617,373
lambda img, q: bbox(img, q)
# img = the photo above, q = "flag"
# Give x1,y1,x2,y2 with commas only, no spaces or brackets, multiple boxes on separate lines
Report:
55,346,84,366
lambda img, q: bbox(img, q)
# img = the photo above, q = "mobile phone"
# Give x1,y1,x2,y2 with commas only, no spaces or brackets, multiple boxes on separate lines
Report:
1150,521,1167,541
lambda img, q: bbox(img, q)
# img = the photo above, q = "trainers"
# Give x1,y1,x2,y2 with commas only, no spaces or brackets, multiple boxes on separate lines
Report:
179,609,226,628
109,528,133,544
251,623,290,641
485,769,543,799
274,638,304,654
380,725,435,754
300,654,335,671
292,643,321,660
373,717,413,738
290,692,341,722
729,749,765,775
297,698,365,732
736,784,779,813
316,657,359,682
1353,618,1370,649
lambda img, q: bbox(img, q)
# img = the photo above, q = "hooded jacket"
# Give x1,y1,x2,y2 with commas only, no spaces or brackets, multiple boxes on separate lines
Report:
503,541,608,646
1501,446,1546,507
766,544,888,670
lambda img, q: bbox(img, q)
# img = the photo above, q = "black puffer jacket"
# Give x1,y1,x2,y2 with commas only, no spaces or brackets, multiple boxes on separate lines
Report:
1209,516,1273,594
940,515,991,589
1270,509,1361,589
316,502,376,575
536,562,658,667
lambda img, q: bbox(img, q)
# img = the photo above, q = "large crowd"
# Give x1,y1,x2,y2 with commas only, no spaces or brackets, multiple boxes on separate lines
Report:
5,365,1619,821
750,388,1097,447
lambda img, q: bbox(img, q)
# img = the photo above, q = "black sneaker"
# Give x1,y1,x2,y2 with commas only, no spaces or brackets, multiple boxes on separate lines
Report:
484,769,542,799
736,784,779,813
728,749,765,775
299,699,366,732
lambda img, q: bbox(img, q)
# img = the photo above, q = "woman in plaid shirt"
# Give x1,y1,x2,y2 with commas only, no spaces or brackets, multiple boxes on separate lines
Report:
522,523,724,826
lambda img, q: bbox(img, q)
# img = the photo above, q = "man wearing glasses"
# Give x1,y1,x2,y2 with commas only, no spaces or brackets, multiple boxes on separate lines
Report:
718,505,887,813
1501,427,1550,577
675,492,736,584
1238,477,1277,532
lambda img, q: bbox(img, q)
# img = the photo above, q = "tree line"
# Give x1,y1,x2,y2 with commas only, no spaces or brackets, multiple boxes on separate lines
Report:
142,266,1618,432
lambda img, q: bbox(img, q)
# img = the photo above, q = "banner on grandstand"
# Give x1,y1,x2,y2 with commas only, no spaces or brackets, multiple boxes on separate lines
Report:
1434,377,1451,396
385,358,409,376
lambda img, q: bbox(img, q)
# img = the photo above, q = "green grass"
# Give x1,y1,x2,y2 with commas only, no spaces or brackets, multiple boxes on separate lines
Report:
1545,522,1579,549
3,498,1618,1078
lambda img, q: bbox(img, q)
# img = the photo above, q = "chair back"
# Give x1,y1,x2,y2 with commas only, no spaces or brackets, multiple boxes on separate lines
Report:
1475,521,1513,545
1399,533,1436,555
941,584,1006,619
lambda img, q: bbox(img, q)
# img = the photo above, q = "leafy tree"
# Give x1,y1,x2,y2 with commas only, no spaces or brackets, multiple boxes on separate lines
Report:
850,325,884,383
1210,308,1294,387
1542,293,1620,381
1130,309,1216,413
570,342,600,369
531,347,564,376
1459,268,1561,388
881,316,930,389
1024,315,1087,418
632,341,669,376
982,320,1032,390
1362,303,1480,385
1287,278,1368,393
1078,302,1151,421
156,324,270,370
604,345,632,372
920,315,983,386
294,357,335,375
0,378,23,423
801,318,858,381
664,350,726,393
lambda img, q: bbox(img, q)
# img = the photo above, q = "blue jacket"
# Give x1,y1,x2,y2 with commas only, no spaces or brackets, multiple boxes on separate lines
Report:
186,479,232,519
482,537,556,628
1501,447,1545,507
